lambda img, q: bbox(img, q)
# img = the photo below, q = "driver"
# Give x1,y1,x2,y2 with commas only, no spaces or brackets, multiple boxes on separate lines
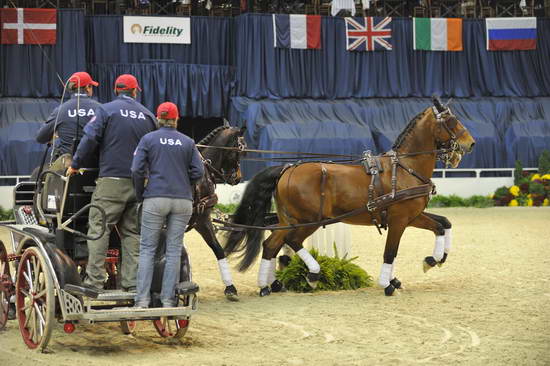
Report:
36,71,101,171
131,102,204,308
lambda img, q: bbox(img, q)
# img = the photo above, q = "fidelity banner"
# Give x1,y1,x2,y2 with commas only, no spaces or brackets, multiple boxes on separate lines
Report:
123,16,191,44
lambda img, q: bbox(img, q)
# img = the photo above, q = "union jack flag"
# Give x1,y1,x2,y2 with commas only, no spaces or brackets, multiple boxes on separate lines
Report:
345,17,392,51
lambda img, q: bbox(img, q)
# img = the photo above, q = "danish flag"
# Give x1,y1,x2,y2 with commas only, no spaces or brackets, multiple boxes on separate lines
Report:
345,17,392,51
1,8,57,45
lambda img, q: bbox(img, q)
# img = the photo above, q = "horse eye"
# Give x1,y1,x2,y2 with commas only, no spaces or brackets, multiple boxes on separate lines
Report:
447,117,457,129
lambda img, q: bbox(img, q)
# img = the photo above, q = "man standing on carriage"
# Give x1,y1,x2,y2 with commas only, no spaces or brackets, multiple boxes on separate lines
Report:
36,71,102,171
131,102,204,308
67,74,157,292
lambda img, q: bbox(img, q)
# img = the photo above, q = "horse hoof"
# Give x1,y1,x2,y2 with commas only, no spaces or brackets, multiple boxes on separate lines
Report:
390,278,402,289
278,255,292,269
270,280,286,293
259,286,271,297
224,285,239,302
384,284,396,296
423,256,437,273
437,253,448,267
306,272,320,289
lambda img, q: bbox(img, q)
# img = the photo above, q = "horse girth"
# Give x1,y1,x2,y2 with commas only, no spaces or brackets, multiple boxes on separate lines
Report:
362,150,434,234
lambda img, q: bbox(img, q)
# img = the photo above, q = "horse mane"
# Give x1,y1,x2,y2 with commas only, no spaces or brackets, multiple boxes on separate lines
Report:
392,109,429,150
197,125,231,146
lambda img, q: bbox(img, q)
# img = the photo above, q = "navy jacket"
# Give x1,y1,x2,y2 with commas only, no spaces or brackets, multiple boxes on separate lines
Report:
72,95,157,178
131,127,204,201
36,94,102,157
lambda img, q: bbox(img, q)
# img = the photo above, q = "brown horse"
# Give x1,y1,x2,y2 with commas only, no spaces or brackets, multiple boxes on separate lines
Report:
224,97,476,297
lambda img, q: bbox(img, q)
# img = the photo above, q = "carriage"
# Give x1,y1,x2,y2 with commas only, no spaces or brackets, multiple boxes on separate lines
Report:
0,166,199,351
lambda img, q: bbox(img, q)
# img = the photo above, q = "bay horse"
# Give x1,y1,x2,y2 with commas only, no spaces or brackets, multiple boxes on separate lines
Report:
224,97,475,297
191,125,246,301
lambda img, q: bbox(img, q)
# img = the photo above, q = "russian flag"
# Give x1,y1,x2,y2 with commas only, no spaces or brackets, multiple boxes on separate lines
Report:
486,17,537,51
273,14,321,49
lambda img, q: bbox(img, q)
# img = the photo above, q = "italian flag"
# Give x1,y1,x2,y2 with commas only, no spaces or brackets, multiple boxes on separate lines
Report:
413,18,463,51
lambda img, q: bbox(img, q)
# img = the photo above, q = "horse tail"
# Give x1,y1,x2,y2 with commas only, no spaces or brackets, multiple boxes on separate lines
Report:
224,165,286,272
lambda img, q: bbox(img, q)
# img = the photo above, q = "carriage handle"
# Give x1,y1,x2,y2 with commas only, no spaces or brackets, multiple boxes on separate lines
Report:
59,203,107,241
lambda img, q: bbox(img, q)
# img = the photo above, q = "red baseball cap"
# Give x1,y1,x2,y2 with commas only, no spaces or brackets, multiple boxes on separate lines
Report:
114,74,142,91
68,72,98,87
157,102,179,120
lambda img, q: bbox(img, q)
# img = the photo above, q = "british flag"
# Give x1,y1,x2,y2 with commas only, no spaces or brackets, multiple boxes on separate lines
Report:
345,17,392,51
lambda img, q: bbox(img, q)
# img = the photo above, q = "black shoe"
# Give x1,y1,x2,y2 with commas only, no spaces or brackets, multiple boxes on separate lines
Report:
270,279,286,293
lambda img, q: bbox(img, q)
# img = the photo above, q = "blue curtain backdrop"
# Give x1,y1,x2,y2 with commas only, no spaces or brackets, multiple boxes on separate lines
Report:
230,97,550,178
235,15,550,99
0,9,86,98
85,15,234,65
88,63,235,118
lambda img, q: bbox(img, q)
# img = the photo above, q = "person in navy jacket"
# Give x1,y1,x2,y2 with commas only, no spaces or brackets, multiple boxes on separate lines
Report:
67,74,157,292
131,102,204,308
36,71,101,169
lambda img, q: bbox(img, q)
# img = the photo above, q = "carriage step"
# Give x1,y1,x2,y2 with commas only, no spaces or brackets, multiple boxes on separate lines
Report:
175,281,199,295
96,289,136,301
64,284,103,299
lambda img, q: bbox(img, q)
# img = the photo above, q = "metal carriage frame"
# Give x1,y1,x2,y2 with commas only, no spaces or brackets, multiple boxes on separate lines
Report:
0,168,199,351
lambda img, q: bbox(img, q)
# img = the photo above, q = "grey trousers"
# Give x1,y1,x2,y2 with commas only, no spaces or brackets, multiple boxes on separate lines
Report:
85,177,140,290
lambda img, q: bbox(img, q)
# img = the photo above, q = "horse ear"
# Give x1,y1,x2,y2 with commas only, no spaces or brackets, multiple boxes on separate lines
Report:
223,119,230,127
239,126,247,136
432,95,445,112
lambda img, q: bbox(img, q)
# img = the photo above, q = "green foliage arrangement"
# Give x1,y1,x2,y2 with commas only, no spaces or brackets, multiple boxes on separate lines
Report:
0,206,14,221
539,150,550,175
214,203,238,214
428,195,494,208
277,247,373,292
491,156,550,207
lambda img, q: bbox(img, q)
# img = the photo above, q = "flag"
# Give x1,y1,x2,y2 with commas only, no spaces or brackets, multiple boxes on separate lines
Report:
345,17,392,51
413,18,462,51
486,17,536,51
1,8,56,45
273,14,321,49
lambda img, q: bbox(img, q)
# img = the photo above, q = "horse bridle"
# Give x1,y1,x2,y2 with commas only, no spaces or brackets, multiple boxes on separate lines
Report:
432,106,466,167
203,135,246,185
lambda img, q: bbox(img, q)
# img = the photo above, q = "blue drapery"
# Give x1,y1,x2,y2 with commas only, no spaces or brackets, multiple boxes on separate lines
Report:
231,97,550,178
88,63,235,118
85,15,234,65
0,122,46,175
0,10,86,98
235,15,550,99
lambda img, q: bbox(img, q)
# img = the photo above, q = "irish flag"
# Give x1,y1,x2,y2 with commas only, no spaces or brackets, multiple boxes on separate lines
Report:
413,18,462,51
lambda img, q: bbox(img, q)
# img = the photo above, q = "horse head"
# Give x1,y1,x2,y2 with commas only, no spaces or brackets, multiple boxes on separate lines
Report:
198,126,247,185
430,97,475,168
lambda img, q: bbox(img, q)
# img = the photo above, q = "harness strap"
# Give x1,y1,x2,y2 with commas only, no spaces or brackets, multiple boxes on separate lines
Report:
318,163,327,224
214,184,433,232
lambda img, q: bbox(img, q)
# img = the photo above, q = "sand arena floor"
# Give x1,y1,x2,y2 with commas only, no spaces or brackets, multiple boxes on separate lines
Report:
1,207,549,366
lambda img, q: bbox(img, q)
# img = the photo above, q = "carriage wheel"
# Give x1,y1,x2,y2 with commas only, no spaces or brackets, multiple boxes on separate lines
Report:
120,320,137,335
0,241,11,330
152,317,189,339
15,247,55,350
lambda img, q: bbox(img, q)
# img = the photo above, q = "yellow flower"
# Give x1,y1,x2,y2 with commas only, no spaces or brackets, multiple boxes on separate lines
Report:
509,185,520,196
489,193,494,199
509,199,519,206
528,194,533,198
542,174,550,181
544,198,550,206
527,198,533,206
530,173,541,181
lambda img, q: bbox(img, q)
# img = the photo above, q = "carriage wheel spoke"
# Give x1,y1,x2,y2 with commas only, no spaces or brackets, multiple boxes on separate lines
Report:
35,289,47,299
33,261,42,293
24,303,33,328
23,270,33,293
34,303,45,336
29,310,36,342
20,288,30,298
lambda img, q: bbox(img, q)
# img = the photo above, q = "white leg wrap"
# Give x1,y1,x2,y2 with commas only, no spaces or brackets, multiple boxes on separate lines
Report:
258,259,271,288
378,263,392,288
217,258,233,286
296,248,320,273
433,235,445,261
444,228,452,254
267,258,277,284
391,259,396,279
